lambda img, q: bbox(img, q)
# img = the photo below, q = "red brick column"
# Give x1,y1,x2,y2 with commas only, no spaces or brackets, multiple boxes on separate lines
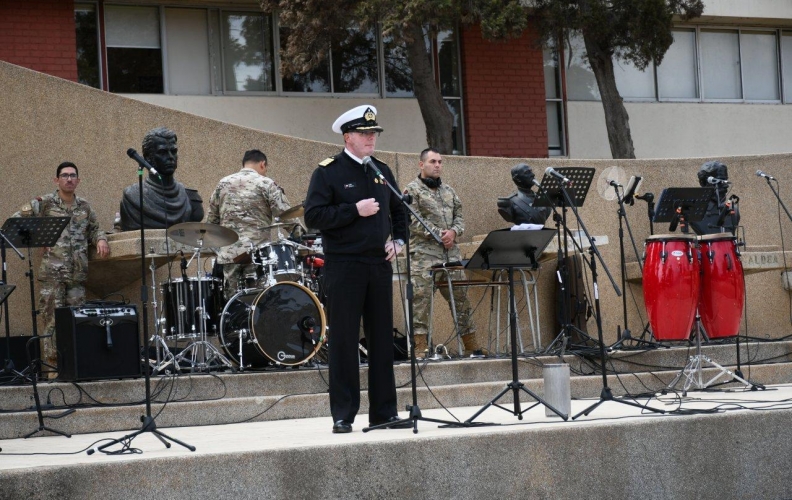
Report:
0,0,78,81
460,23,548,158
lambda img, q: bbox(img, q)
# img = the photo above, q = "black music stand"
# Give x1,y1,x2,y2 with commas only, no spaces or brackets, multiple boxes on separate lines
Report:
463,228,569,423
2,217,70,375
534,167,598,354
652,188,713,233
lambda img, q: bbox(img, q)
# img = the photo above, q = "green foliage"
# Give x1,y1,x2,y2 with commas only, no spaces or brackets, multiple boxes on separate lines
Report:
260,0,534,73
532,0,704,70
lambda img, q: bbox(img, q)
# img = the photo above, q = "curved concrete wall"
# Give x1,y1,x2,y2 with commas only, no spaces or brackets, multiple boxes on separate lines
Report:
1,60,791,346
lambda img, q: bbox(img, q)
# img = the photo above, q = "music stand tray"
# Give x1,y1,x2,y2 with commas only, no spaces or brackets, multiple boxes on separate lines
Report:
466,228,557,271
652,188,713,224
533,167,596,208
1,217,71,248
464,229,568,423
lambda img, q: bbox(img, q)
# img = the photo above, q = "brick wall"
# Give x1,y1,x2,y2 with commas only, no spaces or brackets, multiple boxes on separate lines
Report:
0,0,77,81
460,23,548,158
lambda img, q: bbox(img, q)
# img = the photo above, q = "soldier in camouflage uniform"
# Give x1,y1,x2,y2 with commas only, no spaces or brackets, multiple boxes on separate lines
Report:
403,148,482,358
206,150,301,298
13,162,109,370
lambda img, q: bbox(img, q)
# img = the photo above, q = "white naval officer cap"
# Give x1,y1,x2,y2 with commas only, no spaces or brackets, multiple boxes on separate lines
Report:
332,104,384,134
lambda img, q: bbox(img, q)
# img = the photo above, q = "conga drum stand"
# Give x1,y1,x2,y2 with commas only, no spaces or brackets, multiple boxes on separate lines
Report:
667,312,756,395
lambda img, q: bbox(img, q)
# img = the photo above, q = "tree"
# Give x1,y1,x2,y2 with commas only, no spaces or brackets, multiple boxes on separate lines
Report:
532,0,704,158
260,0,532,154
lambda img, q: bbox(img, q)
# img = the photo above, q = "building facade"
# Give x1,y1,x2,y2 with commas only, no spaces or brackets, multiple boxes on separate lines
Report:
2,0,791,159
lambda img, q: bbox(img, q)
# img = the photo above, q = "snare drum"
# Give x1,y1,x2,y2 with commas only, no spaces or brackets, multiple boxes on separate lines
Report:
642,234,700,341
161,277,222,338
219,282,326,367
698,234,744,339
255,241,301,282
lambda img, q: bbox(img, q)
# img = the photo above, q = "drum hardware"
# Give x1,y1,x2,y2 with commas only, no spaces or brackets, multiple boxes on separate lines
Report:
662,234,763,394
149,253,178,374
278,203,305,220
168,223,236,373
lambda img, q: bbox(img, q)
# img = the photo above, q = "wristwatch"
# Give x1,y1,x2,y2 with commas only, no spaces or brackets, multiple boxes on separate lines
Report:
394,239,405,246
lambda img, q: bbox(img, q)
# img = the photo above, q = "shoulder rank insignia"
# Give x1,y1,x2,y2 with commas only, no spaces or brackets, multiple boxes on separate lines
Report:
318,157,335,167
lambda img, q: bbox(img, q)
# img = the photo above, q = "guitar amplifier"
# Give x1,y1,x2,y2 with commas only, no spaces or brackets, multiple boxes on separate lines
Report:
55,305,142,381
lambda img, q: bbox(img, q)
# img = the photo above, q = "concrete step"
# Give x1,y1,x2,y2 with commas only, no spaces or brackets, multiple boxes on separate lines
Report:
0,342,792,439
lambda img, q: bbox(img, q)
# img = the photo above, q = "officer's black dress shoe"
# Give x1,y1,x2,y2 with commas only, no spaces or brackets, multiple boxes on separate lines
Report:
369,416,412,429
332,420,352,433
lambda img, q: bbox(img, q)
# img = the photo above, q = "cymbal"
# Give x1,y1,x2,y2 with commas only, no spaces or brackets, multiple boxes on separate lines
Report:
168,222,239,248
279,204,304,220
261,222,291,231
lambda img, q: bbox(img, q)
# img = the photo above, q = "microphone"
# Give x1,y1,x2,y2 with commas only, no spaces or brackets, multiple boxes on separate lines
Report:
545,167,570,184
756,170,776,181
608,179,622,188
707,176,731,185
362,156,386,183
635,192,654,203
126,148,160,177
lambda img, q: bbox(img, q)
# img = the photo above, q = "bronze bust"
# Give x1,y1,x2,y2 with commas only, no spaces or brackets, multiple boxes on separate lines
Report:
497,163,551,226
119,127,204,231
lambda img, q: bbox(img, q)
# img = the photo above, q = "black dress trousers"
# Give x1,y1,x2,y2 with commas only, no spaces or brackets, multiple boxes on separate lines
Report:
324,259,397,424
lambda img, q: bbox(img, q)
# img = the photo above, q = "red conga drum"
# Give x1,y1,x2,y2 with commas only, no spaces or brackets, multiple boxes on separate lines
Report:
643,234,700,341
698,234,744,338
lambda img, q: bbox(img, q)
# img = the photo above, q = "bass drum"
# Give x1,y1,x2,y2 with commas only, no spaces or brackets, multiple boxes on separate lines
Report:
219,282,326,368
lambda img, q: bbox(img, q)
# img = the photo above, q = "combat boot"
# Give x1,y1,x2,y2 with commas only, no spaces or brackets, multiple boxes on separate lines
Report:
413,334,429,359
462,332,488,358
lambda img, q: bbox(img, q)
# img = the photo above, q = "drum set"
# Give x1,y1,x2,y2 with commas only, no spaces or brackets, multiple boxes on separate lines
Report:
152,205,328,373
642,232,755,391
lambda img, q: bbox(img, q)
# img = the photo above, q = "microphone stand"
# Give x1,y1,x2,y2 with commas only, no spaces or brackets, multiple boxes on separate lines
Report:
362,163,460,434
609,186,660,351
91,163,194,454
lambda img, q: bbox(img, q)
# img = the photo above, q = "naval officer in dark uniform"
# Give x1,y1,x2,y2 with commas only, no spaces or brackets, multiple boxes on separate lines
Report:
304,105,409,433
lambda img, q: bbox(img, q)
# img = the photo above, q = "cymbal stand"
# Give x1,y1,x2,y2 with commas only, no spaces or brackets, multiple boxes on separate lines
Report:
148,255,177,373
666,311,758,396
175,237,233,372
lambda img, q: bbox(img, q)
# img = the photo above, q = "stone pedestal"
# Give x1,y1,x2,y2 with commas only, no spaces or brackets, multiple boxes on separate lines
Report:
86,230,213,297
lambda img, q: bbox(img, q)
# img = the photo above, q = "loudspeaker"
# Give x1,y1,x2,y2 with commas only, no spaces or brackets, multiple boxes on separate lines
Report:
55,305,142,381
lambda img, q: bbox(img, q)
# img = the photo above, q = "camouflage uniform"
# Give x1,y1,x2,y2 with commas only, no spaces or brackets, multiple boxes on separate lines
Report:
13,191,107,365
206,168,299,298
403,178,476,349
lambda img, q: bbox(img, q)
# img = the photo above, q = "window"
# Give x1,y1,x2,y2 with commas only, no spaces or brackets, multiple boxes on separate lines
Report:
613,59,655,100
742,30,780,101
222,12,276,92
382,32,414,97
164,8,211,95
75,3,100,89
437,29,465,154
782,31,792,103
657,28,698,99
105,5,163,93
564,33,600,101
544,46,565,156
700,29,741,100
330,27,379,94
280,26,331,92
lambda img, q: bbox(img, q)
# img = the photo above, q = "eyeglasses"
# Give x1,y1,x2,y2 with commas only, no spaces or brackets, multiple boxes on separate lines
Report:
58,173,78,179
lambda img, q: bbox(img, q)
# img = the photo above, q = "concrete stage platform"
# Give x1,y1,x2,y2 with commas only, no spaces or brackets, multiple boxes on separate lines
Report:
2,384,792,499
